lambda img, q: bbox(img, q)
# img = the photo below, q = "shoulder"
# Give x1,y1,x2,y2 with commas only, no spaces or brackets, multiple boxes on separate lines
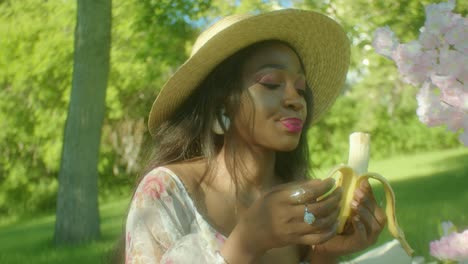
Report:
164,158,208,197
132,167,183,206
128,164,205,227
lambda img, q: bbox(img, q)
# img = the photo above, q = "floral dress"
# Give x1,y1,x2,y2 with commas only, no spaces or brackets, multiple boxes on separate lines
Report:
125,167,227,263
125,167,309,263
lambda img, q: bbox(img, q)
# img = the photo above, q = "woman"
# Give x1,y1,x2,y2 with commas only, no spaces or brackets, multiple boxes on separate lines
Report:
125,9,386,263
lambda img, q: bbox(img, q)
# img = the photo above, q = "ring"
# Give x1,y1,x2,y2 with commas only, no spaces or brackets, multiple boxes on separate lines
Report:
304,204,316,225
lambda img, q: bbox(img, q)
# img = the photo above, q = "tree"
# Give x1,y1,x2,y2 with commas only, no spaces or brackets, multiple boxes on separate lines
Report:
54,0,112,244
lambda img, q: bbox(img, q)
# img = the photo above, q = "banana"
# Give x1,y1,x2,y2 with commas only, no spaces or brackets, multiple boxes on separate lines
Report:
318,132,414,256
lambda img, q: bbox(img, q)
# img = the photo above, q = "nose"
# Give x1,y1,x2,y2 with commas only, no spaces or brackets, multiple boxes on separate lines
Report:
283,83,306,112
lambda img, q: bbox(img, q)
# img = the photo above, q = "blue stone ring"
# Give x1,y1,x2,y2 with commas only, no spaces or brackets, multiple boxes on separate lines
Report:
304,205,316,225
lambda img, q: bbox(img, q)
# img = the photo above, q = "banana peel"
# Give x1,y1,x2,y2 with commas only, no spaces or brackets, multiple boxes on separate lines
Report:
318,132,414,256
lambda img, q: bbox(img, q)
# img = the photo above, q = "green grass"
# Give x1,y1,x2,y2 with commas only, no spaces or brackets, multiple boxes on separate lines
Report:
370,148,468,261
0,148,467,263
0,199,128,264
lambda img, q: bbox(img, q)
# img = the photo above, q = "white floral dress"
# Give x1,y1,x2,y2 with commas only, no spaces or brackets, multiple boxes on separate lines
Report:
125,167,228,263
125,167,309,264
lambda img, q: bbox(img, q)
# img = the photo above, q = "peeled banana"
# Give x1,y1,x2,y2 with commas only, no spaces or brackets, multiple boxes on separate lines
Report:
318,132,414,256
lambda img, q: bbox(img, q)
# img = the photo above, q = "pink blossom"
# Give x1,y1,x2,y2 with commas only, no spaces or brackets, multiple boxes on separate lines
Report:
444,15,468,54
416,82,447,127
417,82,467,138
143,175,166,200
424,0,456,34
418,30,441,50
431,75,466,110
373,26,399,59
430,229,468,261
437,47,466,79
373,0,467,147
445,110,465,133
392,42,436,86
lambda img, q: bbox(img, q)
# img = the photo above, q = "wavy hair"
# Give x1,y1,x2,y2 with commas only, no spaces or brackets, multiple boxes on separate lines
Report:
109,40,314,263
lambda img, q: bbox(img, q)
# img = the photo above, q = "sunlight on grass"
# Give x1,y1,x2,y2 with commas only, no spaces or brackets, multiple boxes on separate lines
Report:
0,199,128,264
369,147,468,181
0,148,467,263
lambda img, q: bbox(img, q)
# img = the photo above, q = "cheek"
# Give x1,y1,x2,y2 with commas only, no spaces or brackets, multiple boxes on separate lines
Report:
234,94,277,135
248,90,281,116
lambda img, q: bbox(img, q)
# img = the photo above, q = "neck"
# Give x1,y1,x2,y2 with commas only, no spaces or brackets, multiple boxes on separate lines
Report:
210,144,277,204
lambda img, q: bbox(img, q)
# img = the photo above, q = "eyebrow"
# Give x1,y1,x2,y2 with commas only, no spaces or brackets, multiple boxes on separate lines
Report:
256,63,304,74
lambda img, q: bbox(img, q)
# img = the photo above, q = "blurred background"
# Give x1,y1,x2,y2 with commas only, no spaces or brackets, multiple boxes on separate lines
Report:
0,0,466,263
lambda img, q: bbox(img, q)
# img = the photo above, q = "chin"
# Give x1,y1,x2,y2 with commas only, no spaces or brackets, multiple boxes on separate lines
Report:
273,140,301,152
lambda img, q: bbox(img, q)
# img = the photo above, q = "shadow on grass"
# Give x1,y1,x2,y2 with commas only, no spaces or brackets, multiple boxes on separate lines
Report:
430,149,468,172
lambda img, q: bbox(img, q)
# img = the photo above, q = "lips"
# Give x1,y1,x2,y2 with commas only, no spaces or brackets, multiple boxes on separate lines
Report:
280,118,303,133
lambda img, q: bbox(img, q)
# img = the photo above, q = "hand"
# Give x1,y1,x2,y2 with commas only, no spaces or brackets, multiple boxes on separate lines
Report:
312,179,387,258
221,178,341,263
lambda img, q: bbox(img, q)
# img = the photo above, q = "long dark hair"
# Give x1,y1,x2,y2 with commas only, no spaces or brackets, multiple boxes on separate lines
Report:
109,40,314,263
145,40,313,182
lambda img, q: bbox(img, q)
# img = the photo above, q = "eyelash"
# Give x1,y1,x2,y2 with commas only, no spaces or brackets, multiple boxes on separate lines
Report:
261,83,280,89
261,83,307,97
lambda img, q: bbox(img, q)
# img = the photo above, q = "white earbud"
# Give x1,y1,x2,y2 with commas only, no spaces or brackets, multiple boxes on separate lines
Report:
212,108,230,135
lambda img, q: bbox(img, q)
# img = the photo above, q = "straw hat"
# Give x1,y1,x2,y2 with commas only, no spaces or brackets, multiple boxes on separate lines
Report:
148,9,350,135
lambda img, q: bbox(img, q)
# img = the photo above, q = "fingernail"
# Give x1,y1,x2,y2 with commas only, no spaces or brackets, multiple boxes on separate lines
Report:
353,215,360,222
361,180,370,188
355,189,364,200
351,200,359,209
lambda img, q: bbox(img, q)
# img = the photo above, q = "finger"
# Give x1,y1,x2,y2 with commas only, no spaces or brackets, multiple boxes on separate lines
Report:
354,180,375,209
354,182,384,225
290,188,341,219
354,184,386,228
360,180,375,199
293,209,340,235
354,205,383,243
354,189,375,217
288,178,336,205
351,214,367,244
316,185,342,205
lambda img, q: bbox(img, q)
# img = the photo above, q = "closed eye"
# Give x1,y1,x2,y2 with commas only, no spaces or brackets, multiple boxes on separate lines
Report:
260,83,281,89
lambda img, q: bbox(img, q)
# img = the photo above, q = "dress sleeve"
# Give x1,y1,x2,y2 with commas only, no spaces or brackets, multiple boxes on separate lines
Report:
125,168,227,264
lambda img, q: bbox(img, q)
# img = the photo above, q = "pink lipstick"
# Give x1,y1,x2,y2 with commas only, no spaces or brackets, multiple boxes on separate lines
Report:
280,118,303,133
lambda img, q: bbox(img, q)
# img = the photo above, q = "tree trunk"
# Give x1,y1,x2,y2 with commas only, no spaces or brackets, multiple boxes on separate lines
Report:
55,0,111,245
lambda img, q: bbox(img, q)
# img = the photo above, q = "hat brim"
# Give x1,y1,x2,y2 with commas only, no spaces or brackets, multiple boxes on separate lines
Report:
148,9,350,135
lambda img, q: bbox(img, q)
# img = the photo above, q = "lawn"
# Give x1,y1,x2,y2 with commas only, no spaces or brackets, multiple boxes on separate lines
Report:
0,148,467,263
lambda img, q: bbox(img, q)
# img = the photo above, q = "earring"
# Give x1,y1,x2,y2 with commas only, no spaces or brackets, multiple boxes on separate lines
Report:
212,109,230,135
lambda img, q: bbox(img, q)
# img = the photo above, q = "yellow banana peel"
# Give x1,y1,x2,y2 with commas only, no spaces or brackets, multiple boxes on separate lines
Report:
318,132,414,256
